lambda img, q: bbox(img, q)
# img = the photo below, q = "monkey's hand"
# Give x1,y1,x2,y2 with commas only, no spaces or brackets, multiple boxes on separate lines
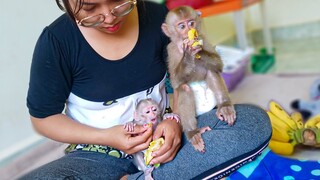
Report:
216,106,236,126
124,121,136,132
163,113,181,123
186,126,211,153
183,39,202,58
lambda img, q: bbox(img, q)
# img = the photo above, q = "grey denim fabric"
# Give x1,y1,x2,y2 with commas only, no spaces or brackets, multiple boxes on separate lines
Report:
20,104,271,180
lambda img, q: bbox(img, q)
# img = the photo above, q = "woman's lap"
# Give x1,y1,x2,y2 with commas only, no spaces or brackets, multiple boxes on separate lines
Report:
136,104,272,179
21,104,271,180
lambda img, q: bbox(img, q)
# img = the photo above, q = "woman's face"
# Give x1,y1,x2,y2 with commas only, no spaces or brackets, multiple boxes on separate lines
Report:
72,0,136,33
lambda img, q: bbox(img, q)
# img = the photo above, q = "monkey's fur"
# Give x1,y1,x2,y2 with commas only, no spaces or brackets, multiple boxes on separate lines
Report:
124,98,161,180
161,6,236,152
124,99,179,180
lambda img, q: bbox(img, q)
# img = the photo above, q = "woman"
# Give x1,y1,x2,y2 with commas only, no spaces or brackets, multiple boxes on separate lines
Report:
23,0,271,179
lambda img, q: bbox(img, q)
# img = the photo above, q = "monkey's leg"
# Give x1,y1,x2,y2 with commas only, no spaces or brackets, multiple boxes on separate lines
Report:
178,85,211,152
133,152,154,179
205,70,236,125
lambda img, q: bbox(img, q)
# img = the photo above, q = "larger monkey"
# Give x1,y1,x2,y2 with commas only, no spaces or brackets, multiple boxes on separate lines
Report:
161,6,236,152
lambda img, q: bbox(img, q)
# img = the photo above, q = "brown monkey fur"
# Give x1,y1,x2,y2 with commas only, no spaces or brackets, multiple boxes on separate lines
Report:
161,6,236,152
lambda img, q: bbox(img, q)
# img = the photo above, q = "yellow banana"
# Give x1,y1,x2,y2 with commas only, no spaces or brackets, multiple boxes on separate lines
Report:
188,28,201,59
269,140,295,155
267,111,292,132
188,28,198,41
316,121,320,129
144,138,164,165
269,101,298,130
267,111,291,142
271,125,291,142
304,115,320,128
290,111,304,129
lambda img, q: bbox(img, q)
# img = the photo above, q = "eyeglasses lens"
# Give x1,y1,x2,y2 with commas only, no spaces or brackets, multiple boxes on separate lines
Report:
80,1,135,27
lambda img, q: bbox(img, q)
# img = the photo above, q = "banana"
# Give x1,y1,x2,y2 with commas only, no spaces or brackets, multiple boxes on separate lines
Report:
316,121,320,129
187,28,201,59
271,125,291,142
268,140,295,155
144,138,164,165
269,101,298,130
290,111,304,129
267,111,291,142
267,111,293,132
304,115,320,128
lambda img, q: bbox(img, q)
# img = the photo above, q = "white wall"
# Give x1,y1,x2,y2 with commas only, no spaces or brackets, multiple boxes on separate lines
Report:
1,0,319,162
0,1,62,162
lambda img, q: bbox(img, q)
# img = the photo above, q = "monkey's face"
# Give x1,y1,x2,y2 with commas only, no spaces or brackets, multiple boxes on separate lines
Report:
142,105,159,125
174,18,197,40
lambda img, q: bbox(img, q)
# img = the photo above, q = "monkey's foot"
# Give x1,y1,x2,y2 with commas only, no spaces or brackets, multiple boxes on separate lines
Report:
144,166,155,180
189,126,211,153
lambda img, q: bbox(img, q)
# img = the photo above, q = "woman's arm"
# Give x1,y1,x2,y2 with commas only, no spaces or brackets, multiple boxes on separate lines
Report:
31,114,153,155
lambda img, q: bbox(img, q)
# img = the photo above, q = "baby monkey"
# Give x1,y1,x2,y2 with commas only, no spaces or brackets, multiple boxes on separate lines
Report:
161,6,236,152
124,98,179,180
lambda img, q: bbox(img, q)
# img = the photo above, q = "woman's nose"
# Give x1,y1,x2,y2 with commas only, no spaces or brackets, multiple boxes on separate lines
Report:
102,13,116,23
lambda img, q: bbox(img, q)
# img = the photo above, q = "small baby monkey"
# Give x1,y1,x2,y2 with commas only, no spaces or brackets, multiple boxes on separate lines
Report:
161,6,236,152
124,98,179,180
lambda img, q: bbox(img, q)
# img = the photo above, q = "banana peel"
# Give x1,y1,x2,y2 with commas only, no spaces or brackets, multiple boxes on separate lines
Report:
144,138,165,167
267,100,320,156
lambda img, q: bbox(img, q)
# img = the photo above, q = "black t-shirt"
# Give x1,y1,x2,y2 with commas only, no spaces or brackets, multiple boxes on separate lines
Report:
27,2,170,118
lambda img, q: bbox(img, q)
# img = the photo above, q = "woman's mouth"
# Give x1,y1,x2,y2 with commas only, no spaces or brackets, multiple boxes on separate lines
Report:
104,23,121,32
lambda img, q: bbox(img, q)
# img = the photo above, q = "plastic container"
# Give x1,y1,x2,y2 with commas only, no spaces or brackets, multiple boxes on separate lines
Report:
216,45,253,91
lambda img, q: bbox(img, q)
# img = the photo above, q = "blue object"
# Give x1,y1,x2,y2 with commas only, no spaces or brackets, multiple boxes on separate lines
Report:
228,148,320,180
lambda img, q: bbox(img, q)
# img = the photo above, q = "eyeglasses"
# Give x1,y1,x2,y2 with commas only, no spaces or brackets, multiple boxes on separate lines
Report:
78,0,137,27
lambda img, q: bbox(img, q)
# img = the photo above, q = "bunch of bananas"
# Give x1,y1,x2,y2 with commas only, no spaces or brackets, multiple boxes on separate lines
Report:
267,101,320,156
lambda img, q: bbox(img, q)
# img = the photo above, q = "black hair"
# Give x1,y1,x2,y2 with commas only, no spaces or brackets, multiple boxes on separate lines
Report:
55,0,84,21
55,0,144,22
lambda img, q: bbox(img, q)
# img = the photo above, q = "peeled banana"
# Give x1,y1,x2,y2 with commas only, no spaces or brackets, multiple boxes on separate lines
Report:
187,28,202,59
144,138,164,166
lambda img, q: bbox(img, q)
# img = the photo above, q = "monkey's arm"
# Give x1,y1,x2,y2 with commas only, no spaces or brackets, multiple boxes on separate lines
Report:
206,70,236,125
172,90,179,113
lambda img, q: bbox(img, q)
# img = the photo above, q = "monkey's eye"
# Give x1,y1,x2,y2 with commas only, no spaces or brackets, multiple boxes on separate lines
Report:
152,107,157,112
145,110,151,114
177,23,186,30
188,20,196,28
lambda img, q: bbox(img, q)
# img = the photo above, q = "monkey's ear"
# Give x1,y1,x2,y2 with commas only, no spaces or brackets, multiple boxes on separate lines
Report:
161,23,170,37
196,11,202,17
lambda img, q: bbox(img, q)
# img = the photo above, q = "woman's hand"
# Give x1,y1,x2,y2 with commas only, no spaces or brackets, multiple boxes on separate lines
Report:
107,124,153,155
149,119,182,165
